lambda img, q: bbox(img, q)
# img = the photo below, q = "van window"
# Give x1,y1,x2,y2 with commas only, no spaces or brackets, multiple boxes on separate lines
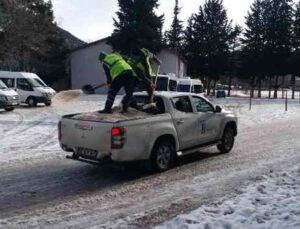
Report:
17,79,33,91
172,96,193,113
0,80,8,89
27,78,47,87
0,78,15,88
194,85,203,93
169,80,177,91
178,84,191,92
156,77,168,91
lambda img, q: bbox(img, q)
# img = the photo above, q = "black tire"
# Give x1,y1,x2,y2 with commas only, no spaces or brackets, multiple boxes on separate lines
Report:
45,101,52,106
5,107,15,112
151,140,175,172
27,97,37,107
217,127,235,154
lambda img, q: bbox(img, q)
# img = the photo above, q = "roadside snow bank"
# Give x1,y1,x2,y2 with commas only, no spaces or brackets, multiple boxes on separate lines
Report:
157,167,300,229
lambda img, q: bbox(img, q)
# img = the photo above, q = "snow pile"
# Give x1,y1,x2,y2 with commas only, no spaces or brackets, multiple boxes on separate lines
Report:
157,167,300,229
52,90,82,105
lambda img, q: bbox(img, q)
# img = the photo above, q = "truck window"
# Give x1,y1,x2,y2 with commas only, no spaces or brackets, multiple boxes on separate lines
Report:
17,78,33,91
130,96,165,114
192,96,214,113
172,96,193,113
0,78,15,88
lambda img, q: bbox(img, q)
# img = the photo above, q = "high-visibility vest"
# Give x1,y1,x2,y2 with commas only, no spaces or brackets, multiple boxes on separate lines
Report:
103,54,133,80
141,48,153,76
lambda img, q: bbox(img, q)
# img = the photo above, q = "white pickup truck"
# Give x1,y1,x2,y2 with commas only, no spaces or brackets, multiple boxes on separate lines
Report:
59,92,238,171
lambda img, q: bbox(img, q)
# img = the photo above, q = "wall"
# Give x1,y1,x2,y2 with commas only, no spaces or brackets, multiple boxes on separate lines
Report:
70,42,187,94
71,41,112,94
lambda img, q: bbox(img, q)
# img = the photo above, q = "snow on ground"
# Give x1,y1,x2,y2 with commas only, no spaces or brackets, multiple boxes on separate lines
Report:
157,166,300,229
0,92,300,228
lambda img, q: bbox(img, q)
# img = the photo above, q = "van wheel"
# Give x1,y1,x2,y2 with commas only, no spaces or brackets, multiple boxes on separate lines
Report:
28,97,37,107
45,101,51,106
151,140,175,172
5,107,15,112
217,127,235,154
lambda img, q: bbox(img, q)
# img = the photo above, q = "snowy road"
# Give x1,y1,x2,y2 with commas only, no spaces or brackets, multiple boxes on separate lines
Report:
0,96,299,228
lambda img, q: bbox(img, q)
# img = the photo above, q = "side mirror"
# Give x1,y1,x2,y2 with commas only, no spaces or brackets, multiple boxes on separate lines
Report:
215,105,222,113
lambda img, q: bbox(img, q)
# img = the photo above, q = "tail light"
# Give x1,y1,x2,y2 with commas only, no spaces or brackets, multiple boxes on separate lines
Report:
58,121,62,141
111,127,127,149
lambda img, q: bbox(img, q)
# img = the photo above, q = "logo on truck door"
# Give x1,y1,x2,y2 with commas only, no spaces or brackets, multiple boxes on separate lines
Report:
199,120,207,134
75,121,93,131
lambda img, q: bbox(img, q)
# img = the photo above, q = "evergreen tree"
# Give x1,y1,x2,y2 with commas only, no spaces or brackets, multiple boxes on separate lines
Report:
242,0,266,98
164,0,183,49
291,1,300,99
184,0,233,95
108,0,164,55
264,0,293,98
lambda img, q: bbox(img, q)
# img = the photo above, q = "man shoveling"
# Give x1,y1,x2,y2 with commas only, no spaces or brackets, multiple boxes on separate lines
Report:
128,48,161,109
98,52,136,114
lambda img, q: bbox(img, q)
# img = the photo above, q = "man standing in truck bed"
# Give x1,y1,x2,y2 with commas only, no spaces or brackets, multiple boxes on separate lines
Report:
98,52,136,114
129,48,161,103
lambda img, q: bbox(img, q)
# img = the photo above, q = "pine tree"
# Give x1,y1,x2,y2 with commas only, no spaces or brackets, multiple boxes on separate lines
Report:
264,0,293,98
291,1,300,99
108,0,164,55
242,0,266,98
164,0,183,50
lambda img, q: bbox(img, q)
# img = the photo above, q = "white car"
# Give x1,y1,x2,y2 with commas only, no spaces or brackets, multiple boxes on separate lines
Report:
0,71,56,107
59,92,238,172
178,77,204,94
0,80,19,111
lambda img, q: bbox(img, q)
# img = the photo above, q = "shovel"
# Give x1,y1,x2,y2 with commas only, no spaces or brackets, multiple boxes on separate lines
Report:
142,65,160,110
82,82,108,95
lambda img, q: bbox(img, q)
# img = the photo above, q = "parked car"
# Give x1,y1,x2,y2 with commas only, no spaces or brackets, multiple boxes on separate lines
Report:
0,71,56,107
0,80,19,111
59,92,238,172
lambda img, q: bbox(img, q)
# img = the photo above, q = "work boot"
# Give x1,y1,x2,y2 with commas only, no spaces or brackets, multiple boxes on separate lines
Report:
98,101,113,114
98,108,112,114
121,105,128,113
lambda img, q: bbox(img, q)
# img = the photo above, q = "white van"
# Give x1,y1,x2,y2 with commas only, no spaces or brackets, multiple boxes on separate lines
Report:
155,74,178,92
0,80,19,111
177,77,204,94
0,71,56,107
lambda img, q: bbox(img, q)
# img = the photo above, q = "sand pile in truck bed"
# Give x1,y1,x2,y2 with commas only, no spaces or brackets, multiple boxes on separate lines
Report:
52,90,82,105
72,107,153,122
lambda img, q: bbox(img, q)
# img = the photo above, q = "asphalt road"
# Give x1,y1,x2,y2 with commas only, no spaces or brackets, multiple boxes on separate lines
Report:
0,100,299,228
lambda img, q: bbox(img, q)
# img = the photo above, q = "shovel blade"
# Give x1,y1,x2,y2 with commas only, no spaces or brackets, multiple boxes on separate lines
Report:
82,85,95,95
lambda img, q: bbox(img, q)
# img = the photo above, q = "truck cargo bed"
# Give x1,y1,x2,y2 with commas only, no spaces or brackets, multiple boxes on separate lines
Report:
68,108,153,123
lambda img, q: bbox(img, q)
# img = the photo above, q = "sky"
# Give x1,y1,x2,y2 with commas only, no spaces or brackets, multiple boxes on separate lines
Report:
51,0,254,43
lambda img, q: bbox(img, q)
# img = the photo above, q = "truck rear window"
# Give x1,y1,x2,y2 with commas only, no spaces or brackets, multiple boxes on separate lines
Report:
129,96,165,114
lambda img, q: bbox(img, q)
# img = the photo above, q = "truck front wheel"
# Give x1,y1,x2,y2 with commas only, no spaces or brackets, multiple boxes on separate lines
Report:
217,127,235,154
151,140,175,172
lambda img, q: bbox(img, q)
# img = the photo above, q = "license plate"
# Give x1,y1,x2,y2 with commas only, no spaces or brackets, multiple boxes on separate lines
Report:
77,147,98,159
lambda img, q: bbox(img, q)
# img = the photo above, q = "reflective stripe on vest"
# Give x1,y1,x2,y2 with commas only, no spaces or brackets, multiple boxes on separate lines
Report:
103,54,133,80
141,48,153,77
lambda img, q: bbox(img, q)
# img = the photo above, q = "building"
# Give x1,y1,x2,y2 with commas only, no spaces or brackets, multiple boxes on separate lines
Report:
70,37,187,94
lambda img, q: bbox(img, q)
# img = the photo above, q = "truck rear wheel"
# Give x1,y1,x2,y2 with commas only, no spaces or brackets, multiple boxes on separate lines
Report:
45,101,52,106
217,127,235,154
151,140,175,172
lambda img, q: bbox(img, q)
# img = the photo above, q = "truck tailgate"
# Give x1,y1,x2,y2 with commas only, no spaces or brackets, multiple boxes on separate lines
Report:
60,118,112,159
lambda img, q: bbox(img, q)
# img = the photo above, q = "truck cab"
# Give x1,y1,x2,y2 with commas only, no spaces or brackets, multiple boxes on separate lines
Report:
0,80,19,111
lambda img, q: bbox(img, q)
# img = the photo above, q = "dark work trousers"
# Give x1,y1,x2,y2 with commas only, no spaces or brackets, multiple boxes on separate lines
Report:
104,72,136,111
135,79,153,103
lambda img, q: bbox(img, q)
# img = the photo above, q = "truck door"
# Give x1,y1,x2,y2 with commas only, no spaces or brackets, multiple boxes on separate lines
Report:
171,96,199,149
191,96,221,143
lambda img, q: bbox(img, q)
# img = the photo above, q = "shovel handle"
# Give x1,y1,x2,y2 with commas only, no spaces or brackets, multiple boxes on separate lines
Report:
93,82,108,90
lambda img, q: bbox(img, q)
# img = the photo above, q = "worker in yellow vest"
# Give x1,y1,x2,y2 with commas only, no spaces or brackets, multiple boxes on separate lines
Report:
129,48,161,103
98,52,136,113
